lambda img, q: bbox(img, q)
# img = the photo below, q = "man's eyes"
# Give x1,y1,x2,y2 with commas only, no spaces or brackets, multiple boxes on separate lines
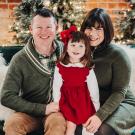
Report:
47,26,52,28
36,26,52,29
36,26,42,29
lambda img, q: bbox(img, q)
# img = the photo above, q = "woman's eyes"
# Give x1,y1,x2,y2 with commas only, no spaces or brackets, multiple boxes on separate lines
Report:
86,27,102,31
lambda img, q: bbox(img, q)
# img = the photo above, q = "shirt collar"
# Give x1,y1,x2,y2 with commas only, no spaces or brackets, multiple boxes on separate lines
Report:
60,62,84,67
32,39,57,59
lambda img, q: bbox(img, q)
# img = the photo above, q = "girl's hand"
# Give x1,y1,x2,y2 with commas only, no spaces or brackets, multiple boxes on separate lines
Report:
83,115,102,133
45,102,60,115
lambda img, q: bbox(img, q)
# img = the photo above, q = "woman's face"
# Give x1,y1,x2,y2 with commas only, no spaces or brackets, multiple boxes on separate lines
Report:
84,23,104,47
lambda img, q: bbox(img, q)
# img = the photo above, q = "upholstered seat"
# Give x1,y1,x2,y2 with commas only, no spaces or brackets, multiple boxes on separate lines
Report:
0,45,135,135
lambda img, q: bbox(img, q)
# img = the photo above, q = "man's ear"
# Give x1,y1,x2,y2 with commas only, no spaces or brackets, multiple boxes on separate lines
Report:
29,25,33,34
55,21,58,31
56,24,63,33
56,24,58,30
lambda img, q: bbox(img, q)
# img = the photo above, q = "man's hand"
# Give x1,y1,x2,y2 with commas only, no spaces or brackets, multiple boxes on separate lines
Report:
45,102,59,115
83,115,102,133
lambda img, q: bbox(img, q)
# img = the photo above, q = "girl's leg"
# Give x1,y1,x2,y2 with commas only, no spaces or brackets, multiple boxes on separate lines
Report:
75,125,82,135
66,121,76,135
82,127,94,135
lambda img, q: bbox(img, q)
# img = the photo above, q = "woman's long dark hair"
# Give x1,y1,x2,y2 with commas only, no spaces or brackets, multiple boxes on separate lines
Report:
81,8,114,46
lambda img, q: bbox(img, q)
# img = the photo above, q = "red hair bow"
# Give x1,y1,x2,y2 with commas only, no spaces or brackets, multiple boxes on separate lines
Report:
60,25,77,46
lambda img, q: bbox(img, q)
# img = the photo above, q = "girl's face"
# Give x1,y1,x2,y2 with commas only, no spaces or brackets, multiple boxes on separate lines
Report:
67,40,85,63
84,23,104,47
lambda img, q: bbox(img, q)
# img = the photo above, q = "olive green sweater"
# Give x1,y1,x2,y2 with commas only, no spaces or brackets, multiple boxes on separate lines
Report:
93,44,135,121
1,38,63,117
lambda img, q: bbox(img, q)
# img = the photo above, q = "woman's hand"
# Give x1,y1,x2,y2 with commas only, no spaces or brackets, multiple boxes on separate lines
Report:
83,115,102,133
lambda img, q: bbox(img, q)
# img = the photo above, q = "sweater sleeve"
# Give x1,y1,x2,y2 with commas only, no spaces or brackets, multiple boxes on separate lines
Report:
53,66,62,102
1,56,46,116
96,50,131,121
87,69,100,111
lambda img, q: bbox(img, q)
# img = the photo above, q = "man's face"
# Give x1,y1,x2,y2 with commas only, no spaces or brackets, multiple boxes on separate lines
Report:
30,15,57,47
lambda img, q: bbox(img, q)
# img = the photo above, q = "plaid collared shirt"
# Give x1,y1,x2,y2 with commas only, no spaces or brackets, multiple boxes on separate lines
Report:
37,41,63,75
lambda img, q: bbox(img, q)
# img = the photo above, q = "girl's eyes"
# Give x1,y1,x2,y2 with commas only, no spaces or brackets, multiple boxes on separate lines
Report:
70,44,75,46
70,44,84,48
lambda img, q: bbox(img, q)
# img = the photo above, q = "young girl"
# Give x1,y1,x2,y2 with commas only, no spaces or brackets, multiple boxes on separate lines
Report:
53,31,100,135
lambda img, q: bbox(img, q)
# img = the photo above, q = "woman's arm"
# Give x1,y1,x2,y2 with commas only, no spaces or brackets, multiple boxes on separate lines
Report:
96,49,131,121
84,48,131,133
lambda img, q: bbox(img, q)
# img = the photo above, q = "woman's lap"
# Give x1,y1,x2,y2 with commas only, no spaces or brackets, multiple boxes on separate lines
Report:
105,103,135,135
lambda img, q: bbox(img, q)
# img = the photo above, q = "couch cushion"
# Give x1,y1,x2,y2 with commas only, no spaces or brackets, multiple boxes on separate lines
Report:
0,46,24,65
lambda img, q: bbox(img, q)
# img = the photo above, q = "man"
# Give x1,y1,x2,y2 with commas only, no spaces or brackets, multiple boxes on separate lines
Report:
1,8,66,135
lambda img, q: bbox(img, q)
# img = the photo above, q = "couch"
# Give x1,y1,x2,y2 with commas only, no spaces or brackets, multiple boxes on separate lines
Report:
0,45,135,135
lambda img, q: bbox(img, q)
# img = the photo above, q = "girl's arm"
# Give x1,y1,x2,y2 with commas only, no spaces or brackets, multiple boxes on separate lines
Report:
53,66,63,102
87,69,100,111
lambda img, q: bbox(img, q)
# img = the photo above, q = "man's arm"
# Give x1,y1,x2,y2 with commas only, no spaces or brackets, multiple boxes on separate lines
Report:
1,56,46,116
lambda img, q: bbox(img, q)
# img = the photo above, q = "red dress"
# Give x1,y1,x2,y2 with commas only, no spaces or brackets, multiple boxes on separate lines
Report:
57,63,96,125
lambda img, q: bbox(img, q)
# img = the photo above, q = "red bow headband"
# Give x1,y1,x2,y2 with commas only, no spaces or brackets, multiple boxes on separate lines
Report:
60,25,77,46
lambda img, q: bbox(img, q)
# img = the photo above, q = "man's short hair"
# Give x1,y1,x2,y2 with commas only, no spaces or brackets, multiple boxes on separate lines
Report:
32,8,57,22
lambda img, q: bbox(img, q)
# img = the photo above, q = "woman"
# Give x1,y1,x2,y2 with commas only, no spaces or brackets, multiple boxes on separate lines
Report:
80,8,135,135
